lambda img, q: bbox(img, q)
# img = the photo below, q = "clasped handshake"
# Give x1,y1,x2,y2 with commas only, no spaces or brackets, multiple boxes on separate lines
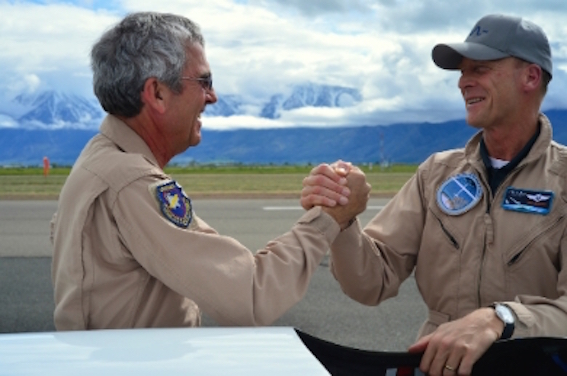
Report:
301,160,371,230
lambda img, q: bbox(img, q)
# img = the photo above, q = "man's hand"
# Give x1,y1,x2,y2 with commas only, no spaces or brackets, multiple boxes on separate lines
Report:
408,308,502,375
320,166,371,230
301,160,353,210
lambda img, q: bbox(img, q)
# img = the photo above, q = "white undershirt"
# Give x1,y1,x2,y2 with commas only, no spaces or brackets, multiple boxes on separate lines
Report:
489,157,510,169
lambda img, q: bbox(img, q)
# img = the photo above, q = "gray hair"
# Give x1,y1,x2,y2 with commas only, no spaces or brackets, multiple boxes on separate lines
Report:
91,12,204,117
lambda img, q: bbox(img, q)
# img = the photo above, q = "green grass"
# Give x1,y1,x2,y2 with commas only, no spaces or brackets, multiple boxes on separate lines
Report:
0,167,72,176
0,164,417,199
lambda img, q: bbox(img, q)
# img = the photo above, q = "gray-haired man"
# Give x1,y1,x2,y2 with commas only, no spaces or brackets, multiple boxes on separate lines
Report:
51,12,370,332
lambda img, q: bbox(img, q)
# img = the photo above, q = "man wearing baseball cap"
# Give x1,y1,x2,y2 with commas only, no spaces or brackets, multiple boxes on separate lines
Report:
301,14,567,375
432,14,552,79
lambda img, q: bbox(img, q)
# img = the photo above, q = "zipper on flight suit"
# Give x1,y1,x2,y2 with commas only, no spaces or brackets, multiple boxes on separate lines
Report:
478,213,491,307
435,216,460,250
477,171,493,308
506,214,565,266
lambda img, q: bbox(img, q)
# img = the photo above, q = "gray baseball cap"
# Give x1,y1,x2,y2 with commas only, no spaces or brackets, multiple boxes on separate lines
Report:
432,14,552,77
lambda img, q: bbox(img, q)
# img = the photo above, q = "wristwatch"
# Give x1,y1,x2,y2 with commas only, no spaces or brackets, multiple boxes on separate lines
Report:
490,303,515,340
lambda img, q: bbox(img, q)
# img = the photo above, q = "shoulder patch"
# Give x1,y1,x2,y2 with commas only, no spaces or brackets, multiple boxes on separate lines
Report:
437,173,483,216
152,180,193,228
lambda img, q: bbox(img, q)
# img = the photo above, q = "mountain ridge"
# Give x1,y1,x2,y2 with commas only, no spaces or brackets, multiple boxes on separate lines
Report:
1,83,362,129
3,109,567,167
1,90,566,166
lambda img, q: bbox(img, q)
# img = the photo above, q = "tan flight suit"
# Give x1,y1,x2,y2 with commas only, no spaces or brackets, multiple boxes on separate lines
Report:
51,115,339,330
330,114,567,339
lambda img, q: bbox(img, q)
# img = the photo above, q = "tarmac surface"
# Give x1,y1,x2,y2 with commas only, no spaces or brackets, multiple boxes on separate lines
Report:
0,198,427,351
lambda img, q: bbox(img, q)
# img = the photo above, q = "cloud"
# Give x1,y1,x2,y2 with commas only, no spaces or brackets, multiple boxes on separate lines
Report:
6,74,41,96
0,114,18,128
2,0,567,128
0,1,121,101
252,0,372,17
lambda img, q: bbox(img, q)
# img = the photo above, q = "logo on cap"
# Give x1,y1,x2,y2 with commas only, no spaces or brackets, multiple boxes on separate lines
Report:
469,26,488,38
437,173,483,216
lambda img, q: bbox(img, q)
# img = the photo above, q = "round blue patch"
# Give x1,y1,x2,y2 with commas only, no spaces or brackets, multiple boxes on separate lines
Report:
437,173,483,216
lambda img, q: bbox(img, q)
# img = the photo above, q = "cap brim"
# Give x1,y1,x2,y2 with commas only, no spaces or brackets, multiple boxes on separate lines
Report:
432,43,510,70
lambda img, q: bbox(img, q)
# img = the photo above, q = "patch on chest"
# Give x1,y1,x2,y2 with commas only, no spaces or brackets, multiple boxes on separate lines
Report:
502,187,554,215
436,173,483,216
152,180,193,228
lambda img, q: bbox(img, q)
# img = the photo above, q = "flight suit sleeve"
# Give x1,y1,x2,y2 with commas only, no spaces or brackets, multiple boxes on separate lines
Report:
505,230,567,338
113,177,340,326
330,171,425,306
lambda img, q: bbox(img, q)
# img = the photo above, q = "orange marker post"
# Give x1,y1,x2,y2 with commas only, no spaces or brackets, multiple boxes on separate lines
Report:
43,156,50,177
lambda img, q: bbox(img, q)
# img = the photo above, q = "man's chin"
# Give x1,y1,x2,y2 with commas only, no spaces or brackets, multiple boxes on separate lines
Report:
191,133,202,147
185,121,202,149
465,115,483,130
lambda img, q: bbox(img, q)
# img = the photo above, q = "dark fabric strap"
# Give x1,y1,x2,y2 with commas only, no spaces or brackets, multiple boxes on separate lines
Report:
296,328,567,375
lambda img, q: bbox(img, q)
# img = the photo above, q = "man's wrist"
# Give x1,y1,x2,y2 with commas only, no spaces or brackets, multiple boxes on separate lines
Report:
341,217,356,231
321,207,356,230
490,303,515,340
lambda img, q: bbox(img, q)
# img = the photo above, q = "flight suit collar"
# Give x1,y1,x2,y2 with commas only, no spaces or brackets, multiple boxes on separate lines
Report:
99,115,160,168
480,125,541,194
464,113,553,170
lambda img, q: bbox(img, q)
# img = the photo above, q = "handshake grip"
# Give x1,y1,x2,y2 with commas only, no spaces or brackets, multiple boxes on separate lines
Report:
323,167,371,230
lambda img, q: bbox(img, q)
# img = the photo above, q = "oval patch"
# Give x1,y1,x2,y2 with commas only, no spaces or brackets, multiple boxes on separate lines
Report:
437,173,483,216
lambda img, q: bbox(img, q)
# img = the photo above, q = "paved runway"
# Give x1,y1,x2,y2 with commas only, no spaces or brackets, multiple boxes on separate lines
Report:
0,199,427,351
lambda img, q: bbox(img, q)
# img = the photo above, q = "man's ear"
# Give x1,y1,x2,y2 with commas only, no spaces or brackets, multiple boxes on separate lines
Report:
141,77,167,114
523,64,542,93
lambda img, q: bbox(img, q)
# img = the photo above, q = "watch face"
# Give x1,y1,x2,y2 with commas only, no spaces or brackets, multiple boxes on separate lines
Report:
496,304,514,323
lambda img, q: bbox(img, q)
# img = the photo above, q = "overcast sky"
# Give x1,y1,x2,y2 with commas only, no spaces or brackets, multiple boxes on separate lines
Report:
1,0,566,130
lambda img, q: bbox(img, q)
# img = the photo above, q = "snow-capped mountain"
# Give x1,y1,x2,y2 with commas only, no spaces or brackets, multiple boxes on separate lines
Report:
203,94,242,116
204,82,362,118
5,91,105,130
1,83,362,129
260,83,362,119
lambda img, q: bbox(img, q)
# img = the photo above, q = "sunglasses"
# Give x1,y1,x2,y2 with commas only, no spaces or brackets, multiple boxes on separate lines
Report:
181,75,213,91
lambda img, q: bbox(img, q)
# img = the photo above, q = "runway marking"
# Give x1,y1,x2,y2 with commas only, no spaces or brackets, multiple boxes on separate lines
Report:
263,206,384,211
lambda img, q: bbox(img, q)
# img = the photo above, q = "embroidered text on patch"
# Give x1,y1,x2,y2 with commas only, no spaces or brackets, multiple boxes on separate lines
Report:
155,181,192,228
437,173,483,216
502,187,554,215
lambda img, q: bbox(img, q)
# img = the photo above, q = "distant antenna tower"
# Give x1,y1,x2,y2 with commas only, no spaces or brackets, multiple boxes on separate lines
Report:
379,131,389,170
